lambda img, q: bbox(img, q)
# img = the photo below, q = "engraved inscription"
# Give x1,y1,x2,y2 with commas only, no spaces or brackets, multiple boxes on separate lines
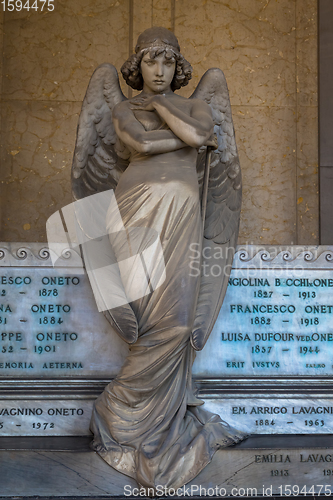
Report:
193,268,333,377
3,264,333,379
0,400,92,436
0,268,128,378
202,398,333,434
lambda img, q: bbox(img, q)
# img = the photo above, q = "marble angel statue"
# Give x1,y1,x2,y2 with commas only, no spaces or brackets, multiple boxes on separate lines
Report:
71,27,245,490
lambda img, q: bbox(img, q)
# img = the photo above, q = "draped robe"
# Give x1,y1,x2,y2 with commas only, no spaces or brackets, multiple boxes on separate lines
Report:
90,113,246,489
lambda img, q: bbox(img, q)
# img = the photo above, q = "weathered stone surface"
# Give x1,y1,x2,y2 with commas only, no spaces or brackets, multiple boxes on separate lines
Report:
296,0,318,245
0,1,319,245
233,106,296,244
153,0,173,31
1,439,333,496
296,106,319,244
2,1,129,102
0,101,79,242
296,0,318,107
176,0,297,107
0,449,136,496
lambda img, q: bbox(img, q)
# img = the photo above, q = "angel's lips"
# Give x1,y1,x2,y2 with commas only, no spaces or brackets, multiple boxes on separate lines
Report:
153,80,165,84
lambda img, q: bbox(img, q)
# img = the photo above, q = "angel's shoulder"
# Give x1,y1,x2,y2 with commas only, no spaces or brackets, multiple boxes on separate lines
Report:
189,97,213,115
170,94,210,113
190,97,210,107
114,100,129,112
113,100,132,119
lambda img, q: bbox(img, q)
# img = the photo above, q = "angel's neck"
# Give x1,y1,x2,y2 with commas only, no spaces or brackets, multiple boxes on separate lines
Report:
140,88,173,97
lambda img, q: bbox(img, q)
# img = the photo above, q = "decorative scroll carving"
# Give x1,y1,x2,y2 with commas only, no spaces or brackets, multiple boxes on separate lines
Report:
0,244,82,267
234,246,333,270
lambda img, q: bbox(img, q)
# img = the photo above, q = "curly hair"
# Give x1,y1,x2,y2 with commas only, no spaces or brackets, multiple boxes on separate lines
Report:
121,47,192,91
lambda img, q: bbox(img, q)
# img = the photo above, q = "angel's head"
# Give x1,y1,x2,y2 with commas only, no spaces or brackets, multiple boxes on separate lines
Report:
121,27,192,91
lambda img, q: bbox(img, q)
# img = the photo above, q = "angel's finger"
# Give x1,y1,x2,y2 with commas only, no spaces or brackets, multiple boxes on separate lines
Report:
129,99,145,106
131,96,148,103
129,104,146,111
206,133,218,148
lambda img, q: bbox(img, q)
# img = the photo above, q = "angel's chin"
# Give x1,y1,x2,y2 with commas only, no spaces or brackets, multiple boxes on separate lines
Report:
150,82,169,92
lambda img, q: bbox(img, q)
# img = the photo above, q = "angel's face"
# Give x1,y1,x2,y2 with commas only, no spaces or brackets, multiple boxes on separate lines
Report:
140,51,176,94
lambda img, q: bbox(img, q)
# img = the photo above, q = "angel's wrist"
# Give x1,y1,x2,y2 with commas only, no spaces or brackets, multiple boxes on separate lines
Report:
152,94,165,107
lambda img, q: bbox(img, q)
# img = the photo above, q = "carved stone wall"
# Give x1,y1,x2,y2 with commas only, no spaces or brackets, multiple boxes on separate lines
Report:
0,0,318,245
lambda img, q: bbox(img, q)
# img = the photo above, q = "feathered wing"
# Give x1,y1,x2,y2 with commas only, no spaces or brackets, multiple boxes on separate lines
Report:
190,68,242,351
72,63,129,200
71,63,138,344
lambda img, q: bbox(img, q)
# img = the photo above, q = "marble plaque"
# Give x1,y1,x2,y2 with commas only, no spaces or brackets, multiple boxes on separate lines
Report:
203,397,333,435
0,400,92,436
190,447,333,497
2,244,333,379
193,245,333,377
0,243,128,378
4,396,333,436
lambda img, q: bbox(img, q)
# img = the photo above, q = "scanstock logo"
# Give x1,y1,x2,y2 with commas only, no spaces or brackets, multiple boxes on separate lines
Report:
46,190,166,311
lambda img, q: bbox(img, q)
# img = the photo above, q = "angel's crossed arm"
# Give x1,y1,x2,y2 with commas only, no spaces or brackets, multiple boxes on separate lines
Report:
112,97,214,155
112,101,186,155
151,95,214,148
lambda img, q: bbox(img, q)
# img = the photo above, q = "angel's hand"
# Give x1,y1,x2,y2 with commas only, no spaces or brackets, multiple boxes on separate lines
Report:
205,134,218,149
130,95,160,112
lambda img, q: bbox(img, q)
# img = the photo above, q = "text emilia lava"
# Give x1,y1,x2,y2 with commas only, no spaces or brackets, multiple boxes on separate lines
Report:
255,454,333,463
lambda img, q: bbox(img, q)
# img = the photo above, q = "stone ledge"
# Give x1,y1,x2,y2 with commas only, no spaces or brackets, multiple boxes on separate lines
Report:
1,434,333,450
1,436,333,498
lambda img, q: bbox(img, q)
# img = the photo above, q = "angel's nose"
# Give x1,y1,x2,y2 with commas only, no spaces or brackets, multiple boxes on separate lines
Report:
155,61,164,76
